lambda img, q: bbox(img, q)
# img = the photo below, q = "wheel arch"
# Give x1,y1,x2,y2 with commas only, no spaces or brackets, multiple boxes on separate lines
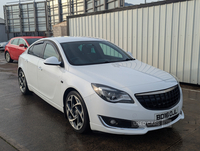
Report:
63,87,91,132
4,50,8,57
18,67,22,74
63,87,88,119
4,50,13,60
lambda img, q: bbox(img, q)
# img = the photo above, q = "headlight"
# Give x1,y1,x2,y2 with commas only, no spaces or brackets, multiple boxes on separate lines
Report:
91,83,134,103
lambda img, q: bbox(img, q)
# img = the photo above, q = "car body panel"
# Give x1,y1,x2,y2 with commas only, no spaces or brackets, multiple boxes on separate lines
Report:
37,59,62,105
24,54,41,91
68,60,176,89
18,37,184,134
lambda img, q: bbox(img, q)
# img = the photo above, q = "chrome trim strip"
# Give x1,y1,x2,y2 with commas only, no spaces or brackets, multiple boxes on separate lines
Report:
98,115,119,129
135,85,178,96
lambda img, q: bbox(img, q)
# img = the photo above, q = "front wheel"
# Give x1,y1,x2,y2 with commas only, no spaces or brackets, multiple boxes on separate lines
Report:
5,51,13,63
18,69,31,95
64,91,90,133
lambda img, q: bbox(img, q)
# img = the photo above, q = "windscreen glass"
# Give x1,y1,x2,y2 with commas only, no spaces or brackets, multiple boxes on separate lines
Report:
61,41,133,65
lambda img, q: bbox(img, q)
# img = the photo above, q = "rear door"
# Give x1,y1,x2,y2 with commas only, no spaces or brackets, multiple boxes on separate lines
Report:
9,39,19,60
25,41,45,91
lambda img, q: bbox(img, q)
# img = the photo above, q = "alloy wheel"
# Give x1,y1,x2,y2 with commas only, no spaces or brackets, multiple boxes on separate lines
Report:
6,52,10,62
18,70,26,93
66,95,84,130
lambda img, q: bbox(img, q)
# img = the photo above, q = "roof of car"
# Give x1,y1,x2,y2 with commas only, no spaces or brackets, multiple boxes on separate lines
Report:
11,36,45,39
44,36,105,43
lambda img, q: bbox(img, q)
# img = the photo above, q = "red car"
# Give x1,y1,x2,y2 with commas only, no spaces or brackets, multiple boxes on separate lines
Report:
4,36,45,63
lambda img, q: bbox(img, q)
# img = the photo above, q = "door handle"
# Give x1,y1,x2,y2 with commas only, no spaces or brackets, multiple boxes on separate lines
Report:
38,66,43,71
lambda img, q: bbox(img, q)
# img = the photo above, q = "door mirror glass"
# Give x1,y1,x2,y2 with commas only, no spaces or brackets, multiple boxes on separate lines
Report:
19,44,25,47
44,56,61,66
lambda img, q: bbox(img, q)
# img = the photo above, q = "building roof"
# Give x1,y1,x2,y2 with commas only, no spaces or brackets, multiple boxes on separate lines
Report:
0,18,4,24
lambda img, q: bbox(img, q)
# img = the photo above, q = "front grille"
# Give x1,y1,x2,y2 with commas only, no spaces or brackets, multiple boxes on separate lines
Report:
135,85,180,110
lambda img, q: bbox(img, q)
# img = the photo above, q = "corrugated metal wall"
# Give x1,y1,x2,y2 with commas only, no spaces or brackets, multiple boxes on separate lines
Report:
68,0,200,85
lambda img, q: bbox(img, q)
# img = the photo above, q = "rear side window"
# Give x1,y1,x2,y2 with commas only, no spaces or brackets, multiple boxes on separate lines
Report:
28,43,44,58
11,39,19,45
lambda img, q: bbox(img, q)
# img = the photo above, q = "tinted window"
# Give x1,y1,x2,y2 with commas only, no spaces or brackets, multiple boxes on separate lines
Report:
28,43,44,57
11,39,19,45
61,41,133,65
100,43,122,58
18,39,26,45
43,44,60,60
26,38,40,45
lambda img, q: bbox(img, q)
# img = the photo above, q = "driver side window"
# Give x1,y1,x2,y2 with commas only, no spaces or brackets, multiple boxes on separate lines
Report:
43,43,60,61
18,39,26,45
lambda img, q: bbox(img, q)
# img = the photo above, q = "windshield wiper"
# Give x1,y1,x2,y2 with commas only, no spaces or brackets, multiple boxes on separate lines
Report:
124,58,135,61
102,61,111,63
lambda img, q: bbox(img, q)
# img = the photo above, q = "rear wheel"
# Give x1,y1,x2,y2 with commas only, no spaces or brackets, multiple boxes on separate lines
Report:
5,51,13,63
64,91,90,133
18,69,31,95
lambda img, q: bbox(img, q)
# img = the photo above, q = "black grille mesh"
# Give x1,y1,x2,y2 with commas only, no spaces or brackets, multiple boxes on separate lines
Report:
135,85,180,110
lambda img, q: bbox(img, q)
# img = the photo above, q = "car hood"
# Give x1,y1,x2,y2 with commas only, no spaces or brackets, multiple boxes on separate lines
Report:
69,60,176,88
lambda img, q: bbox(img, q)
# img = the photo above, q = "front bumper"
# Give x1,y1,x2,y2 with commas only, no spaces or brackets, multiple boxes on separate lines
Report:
84,84,184,135
92,111,184,135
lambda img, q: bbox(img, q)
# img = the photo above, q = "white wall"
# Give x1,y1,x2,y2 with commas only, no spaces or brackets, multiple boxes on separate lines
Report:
68,0,200,85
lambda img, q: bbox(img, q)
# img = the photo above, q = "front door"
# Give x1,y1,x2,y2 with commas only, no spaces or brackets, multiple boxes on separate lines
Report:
37,42,63,106
17,38,27,59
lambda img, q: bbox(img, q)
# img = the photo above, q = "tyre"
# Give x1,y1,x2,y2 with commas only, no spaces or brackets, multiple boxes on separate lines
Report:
5,51,13,63
64,91,90,133
18,69,31,95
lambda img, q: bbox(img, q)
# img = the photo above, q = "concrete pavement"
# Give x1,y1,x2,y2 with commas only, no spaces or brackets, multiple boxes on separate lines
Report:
0,50,200,151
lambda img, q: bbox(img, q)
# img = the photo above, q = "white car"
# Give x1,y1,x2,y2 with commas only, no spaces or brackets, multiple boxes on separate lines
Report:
18,37,184,134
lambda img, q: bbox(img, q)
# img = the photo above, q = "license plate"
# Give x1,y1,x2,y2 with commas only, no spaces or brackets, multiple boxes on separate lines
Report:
155,107,179,121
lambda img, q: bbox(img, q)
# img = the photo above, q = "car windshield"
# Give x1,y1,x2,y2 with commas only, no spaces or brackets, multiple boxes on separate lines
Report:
61,41,133,65
26,38,40,45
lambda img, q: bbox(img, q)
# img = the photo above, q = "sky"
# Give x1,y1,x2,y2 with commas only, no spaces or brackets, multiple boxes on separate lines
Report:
0,0,159,19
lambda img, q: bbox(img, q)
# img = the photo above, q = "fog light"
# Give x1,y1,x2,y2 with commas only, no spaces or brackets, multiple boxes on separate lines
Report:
99,115,139,128
110,119,117,125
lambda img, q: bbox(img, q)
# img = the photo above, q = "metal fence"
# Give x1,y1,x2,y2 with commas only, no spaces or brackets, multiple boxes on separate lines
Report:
4,0,49,38
67,0,200,85
47,0,124,30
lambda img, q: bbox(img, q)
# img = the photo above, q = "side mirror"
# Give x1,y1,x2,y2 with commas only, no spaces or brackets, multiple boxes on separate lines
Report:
19,44,25,47
44,56,61,66
127,51,135,59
